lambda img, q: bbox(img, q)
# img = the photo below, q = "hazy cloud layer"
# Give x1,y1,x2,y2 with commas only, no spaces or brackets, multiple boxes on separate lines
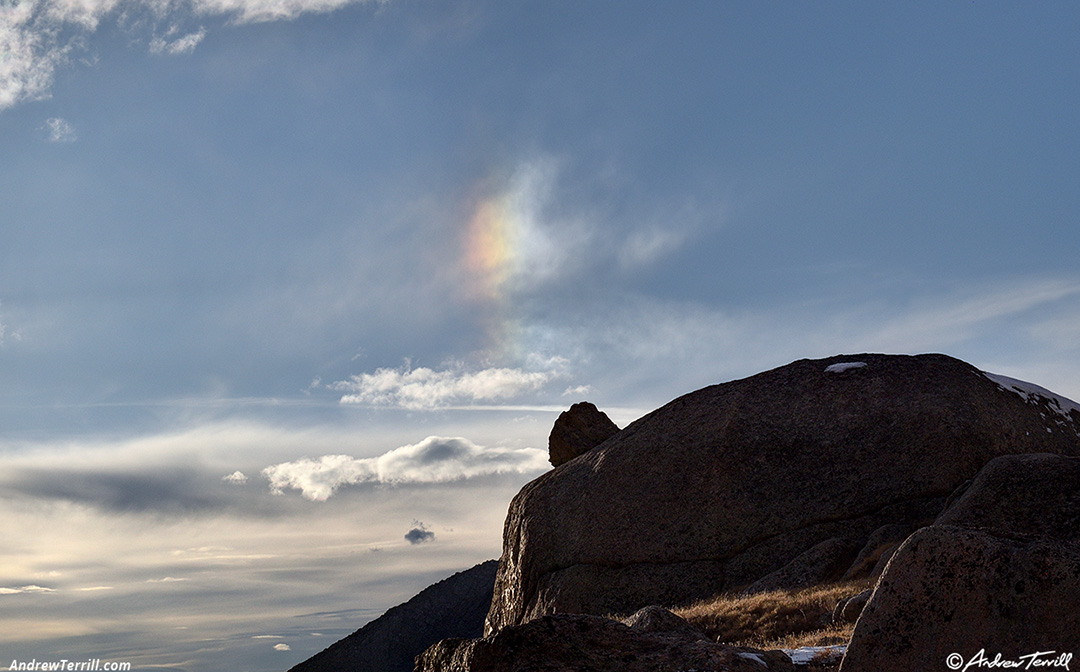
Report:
262,436,549,501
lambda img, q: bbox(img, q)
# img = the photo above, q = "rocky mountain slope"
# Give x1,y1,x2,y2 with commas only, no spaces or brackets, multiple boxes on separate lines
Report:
287,560,497,672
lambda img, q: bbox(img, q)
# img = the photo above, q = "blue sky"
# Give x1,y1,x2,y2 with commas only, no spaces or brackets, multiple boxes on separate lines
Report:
3,2,1080,670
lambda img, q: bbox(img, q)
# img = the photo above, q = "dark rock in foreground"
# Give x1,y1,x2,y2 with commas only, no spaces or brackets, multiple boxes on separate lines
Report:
547,401,620,467
840,526,1080,672
417,608,797,672
288,560,497,672
487,354,1080,632
842,452,1080,670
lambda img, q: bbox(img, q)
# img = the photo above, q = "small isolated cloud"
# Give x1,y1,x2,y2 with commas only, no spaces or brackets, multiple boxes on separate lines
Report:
331,361,561,410
273,643,291,652
222,470,249,485
262,436,549,501
74,585,114,592
44,117,77,142
404,522,434,545
149,27,207,55
562,384,592,397
146,577,188,583
0,585,56,595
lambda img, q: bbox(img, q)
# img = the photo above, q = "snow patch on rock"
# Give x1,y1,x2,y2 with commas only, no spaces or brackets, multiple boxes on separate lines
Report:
983,372,1080,426
825,361,866,373
782,644,847,666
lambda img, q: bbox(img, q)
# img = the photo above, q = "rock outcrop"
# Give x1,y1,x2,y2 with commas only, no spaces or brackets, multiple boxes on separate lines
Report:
487,354,1080,633
287,560,497,672
417,608,798,672
840,526,1080,672
547,401,620,467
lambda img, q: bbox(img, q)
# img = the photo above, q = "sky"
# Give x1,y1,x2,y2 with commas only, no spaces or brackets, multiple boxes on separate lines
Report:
2,1,1080,670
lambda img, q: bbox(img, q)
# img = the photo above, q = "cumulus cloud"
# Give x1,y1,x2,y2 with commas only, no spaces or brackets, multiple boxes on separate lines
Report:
222,470,248,484
273,643,291,651
331,361,561,410
0,0,377,112
404,521,434,544
262,435,548,501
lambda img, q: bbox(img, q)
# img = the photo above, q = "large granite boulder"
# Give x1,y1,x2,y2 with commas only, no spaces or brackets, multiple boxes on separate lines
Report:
547,402,620,467
936,452,1080,540
288,560,497,672
487,354,1080,633
840,526,1080,672
417,608,797,672
841,452,1080,671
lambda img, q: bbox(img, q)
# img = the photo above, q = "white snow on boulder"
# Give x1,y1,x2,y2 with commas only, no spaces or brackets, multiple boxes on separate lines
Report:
782,644,847,665
983,372,1080,424
824,361,867,373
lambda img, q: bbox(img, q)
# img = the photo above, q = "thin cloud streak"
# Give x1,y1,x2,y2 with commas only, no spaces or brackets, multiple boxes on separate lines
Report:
331,361,565,410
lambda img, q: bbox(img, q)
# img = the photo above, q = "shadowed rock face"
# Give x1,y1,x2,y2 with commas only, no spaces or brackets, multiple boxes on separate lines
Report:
287,560,497,672
547,402,620,467
937,452,1080,540
840,526,1080,672
487,354,1080,633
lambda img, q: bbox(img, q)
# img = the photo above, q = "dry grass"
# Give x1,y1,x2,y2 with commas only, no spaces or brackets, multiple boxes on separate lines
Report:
672,580,871,649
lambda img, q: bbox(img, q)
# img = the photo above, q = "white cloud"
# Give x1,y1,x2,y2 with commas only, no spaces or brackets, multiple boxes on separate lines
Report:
0,584,57,594
262,435,549,501
272,643,291,651
44,116,77,142
331,361,561,410
221,470,248,484
0,0,379,112
149,26,206,55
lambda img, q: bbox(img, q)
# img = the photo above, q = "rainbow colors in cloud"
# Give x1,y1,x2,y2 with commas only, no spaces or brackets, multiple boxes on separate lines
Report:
464,195,518,303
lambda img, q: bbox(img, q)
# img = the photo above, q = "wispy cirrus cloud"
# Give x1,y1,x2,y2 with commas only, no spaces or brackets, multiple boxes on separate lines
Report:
149,26,206,55
44,116,76,141
262,435,549,501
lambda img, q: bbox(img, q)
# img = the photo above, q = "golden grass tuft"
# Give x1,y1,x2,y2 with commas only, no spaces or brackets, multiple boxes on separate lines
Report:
672,580,871,649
